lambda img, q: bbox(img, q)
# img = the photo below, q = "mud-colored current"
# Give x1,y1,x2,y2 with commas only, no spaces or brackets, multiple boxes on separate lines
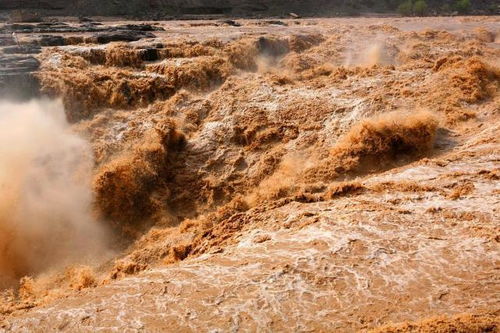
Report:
0,16,499,332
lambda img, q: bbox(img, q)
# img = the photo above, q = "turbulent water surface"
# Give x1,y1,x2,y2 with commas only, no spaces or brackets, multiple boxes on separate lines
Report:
0,16,499,332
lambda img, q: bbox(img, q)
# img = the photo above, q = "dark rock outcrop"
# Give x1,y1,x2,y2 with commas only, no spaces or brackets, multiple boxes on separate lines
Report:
0,54,40,100
31,34,66,46
2,45,41,54
90,30,156,44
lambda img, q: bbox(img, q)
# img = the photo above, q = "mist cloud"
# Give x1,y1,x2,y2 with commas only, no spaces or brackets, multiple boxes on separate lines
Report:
0,99,108,288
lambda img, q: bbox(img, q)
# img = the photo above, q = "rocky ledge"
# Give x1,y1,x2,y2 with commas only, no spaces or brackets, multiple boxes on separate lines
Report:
0,22,158,99
0,53,40,100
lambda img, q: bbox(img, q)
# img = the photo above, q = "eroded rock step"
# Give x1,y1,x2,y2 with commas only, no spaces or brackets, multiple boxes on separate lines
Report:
0,53,40,100
0,22,159,100
0,22,164,34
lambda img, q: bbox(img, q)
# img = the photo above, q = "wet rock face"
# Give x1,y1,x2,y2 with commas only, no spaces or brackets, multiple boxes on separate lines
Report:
0,54,40,100
30,35,65,46
2,45,41,54
0,23,163,35
1,23,77,34
91,31,156,44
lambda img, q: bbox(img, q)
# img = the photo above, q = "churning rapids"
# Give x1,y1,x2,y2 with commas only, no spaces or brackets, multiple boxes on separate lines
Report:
0,16,499,332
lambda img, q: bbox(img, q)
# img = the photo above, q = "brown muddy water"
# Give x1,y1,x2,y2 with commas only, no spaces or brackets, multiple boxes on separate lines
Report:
0,16,499,332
